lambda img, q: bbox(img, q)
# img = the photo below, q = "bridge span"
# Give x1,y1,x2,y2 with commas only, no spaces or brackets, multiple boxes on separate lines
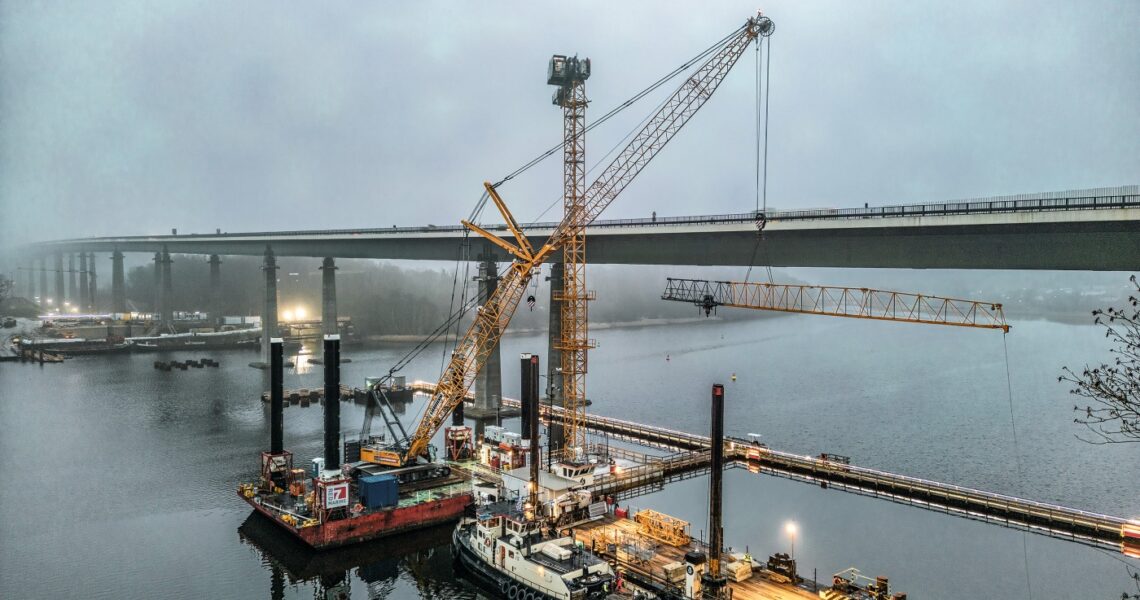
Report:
27,186,1140,270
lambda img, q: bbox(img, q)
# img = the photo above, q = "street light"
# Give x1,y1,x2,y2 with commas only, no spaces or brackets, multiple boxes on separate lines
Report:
784,521,798,560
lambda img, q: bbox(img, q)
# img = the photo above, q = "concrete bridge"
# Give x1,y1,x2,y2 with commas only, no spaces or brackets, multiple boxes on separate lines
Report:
25,185,1140,270
13,185,1139,415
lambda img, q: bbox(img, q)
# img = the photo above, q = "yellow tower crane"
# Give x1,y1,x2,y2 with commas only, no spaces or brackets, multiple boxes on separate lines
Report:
382,13,776,469
548,53,594,463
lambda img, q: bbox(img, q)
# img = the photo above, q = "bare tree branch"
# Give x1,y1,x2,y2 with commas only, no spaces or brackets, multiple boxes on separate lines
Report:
1060,275,1140,444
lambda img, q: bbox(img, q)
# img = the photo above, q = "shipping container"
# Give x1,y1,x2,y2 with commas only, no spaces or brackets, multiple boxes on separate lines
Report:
359,474,399,509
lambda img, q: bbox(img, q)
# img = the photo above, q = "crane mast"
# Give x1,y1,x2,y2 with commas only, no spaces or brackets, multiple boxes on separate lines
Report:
401,13,775,466
549,54,593,458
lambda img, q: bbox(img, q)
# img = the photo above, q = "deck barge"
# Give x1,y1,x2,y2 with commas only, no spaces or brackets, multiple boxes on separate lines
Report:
573,513,819,600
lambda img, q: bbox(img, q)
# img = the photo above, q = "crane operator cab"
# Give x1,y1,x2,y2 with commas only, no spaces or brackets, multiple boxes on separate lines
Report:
548,54,591,106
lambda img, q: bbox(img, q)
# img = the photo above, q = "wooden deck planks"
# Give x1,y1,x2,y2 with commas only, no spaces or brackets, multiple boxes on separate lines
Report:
574,515,817,600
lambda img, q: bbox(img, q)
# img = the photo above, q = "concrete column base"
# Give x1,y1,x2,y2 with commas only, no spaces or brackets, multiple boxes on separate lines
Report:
248,361,294,370
464,404,521,419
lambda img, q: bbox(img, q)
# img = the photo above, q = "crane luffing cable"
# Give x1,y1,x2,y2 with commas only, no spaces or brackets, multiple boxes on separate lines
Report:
661,277,1010,332
306,19,756,397
390,13,775,465
466,23,750,224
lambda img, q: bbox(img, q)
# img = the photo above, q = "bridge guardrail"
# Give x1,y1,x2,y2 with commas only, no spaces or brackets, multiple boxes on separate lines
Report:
37,189,1139,245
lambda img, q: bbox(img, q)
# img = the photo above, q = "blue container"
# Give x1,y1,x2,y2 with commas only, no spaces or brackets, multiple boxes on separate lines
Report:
359,474,399,509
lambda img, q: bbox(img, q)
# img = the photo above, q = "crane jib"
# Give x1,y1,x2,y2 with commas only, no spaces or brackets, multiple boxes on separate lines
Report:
401,14,775,466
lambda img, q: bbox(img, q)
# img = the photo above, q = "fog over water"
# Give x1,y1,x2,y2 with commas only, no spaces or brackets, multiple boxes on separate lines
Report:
2,316,1139,599
1,2,1138,599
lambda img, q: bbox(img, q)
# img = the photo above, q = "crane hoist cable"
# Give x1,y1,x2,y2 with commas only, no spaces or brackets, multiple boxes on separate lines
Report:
745,34,774,284
1003,333,1033,600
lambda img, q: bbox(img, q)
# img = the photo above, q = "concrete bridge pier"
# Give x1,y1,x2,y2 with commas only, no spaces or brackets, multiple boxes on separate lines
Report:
78,253,89,312
208,255,222,327
320,257,337,336
545,261,566,452
159,247,174,331
257,246,279,369
545,261,564,405
68,253,77,308
26,260,35,302
111,251,126,314
38,258,48,306
87,252,97,312
151,252,161,316
468,255,513,419
54,253,64,311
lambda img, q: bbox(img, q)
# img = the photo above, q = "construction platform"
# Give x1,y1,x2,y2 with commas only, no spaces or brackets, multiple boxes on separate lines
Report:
573,513,818,600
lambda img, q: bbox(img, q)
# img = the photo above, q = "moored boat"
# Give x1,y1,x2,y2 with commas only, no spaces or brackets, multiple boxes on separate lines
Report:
452,503,615,600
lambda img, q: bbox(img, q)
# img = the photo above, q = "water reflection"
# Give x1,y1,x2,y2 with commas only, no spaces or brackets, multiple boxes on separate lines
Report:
238,513,477,599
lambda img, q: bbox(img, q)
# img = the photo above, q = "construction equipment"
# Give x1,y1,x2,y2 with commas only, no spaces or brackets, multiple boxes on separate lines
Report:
549,53,595,460
634,509,691,547
662,278,1010,332
359,377,416,467
393,12,775,468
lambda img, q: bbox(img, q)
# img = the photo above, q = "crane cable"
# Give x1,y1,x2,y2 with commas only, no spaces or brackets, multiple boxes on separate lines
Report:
530,62,687,225
745,35,774,284
433,21,750,396
495,24,746,188
1003,333,1033,600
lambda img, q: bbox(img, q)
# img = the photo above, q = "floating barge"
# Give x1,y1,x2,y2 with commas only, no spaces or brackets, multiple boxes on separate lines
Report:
238,461,473,549
238,335,473,551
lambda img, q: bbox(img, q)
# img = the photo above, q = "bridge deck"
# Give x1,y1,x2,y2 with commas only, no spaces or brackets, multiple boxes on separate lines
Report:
26,186,1140,270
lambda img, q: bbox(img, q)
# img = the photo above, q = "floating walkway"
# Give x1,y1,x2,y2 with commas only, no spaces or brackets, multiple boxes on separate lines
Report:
495,397,1138,556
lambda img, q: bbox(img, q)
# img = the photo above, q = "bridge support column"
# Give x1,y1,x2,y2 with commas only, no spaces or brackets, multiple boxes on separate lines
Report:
87,252,97,312
78,253,89,312
111,251,126,314
469,255,507,419
151,252,161,316
208,255,222,327
26,260,35,302
259,246,279,368
159,247,173,331
320,257,337,336
68,253,77,308
54,253,64,312
39,258,48,307
546,261,565,451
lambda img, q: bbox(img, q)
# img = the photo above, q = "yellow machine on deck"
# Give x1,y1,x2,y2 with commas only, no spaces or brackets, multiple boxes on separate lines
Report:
634,509,691,547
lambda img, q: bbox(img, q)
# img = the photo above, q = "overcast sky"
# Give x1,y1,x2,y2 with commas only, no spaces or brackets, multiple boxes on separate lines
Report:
1,0,1137,256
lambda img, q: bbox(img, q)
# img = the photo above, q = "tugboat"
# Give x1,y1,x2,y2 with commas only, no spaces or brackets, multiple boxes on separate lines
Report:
452,502,615,600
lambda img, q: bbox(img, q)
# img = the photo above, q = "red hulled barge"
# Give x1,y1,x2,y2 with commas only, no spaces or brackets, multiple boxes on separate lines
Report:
237,335,472,550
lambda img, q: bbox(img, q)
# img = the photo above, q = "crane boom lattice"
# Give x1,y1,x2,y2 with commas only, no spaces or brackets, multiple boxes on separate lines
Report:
662,278,1010,332
550,53,595,455
400,13,774,465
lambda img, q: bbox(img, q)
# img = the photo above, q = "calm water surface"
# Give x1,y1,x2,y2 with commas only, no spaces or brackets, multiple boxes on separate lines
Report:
2,316,1138,599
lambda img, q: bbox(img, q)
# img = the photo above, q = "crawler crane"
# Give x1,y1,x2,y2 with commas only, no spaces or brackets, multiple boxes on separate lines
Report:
369,13,775,471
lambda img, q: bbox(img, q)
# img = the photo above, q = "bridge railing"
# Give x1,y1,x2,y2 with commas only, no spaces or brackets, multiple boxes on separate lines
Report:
40,189,1138,245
